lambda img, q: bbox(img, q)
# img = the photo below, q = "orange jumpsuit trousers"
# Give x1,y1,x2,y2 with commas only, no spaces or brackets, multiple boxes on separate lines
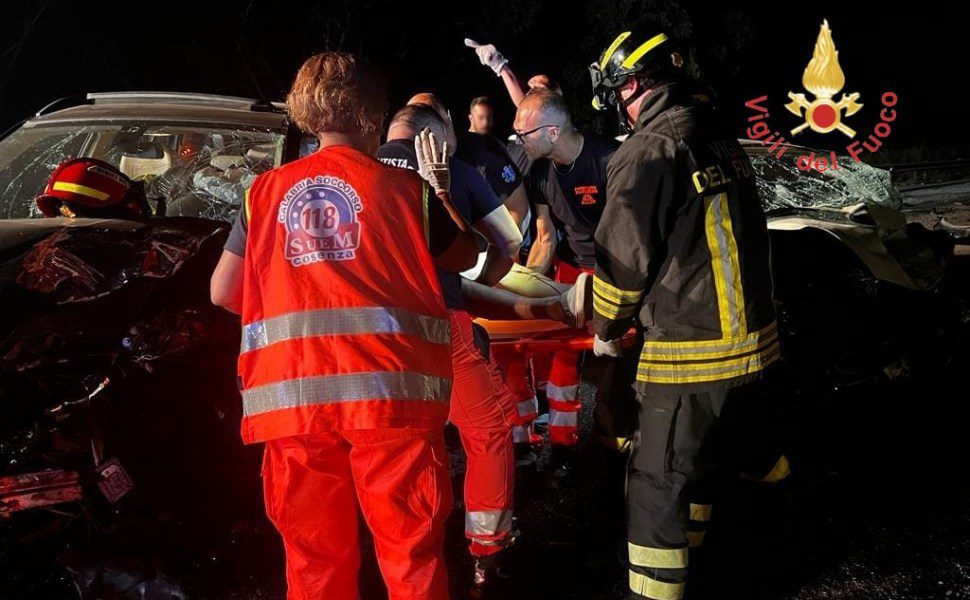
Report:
448,309,517,557
262,429,451,600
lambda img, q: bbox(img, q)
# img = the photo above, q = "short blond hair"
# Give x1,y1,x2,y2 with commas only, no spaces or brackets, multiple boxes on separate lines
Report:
286,52,387,136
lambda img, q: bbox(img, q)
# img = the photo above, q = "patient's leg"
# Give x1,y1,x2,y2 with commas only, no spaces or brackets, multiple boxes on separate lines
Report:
495,264,569,298
461,279,566,322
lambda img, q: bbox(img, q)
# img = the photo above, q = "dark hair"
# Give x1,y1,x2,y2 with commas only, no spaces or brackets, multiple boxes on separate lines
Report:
469,96,493,112
286,52,387,136
388,104,445,134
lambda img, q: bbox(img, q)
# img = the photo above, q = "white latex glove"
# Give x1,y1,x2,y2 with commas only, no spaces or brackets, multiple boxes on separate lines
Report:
464,38,508,76
593,334,623,358
414,128,450,195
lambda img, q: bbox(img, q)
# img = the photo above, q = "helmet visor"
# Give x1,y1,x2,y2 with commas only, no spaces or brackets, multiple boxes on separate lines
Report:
589,62,618,111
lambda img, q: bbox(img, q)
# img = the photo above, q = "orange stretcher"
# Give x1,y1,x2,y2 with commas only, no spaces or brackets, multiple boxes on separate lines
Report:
475,318,637,353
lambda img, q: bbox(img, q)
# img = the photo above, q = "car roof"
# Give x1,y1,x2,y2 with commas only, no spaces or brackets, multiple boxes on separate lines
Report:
23,92,289,131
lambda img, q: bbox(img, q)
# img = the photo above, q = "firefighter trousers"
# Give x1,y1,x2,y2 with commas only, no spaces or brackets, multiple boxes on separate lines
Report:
626,377,771,600
261,429,451,600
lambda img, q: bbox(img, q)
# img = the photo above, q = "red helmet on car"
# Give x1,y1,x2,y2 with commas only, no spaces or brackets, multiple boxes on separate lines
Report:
35,158,149,218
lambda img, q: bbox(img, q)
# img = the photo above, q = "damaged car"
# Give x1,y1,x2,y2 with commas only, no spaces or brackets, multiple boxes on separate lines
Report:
0,92,300,598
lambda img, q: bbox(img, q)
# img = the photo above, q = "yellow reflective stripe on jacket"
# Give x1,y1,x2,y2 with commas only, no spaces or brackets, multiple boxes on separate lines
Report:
629,571,684,600
593,275,643,320
641,323,777,362
620,33,670,69
704,192,747,338
628,543,688,569
637,340,780,384
244,188,252,223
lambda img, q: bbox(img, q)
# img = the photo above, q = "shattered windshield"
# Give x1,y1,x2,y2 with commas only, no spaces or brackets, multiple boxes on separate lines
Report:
0,123,284,222
749,152,903,212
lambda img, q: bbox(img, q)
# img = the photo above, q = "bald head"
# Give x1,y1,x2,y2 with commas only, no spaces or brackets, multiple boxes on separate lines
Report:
386,104,446,142
408,93,448,119
527,74,563,96
407,92,456,156
518,89,573,130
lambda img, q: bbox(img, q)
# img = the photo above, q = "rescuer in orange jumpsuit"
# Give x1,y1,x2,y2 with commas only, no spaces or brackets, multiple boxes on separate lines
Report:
210,52,478,600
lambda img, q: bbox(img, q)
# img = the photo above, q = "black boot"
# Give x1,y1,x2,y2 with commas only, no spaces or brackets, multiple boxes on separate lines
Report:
544,444,576,490
470,551,512,599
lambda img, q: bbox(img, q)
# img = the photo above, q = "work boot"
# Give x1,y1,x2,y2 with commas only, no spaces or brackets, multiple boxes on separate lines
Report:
470,551,512,599
514,442,538,470
544,444,576,489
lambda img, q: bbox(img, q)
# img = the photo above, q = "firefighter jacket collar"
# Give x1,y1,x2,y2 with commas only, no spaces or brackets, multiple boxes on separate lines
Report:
633,76,714,133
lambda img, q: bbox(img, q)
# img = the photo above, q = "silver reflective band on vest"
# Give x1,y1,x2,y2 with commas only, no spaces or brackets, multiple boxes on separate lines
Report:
242,372,451,417
242,306,450,353
465,509,514,538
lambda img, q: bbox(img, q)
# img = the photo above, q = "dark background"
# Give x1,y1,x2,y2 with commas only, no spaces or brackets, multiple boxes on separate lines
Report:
0,1,960,162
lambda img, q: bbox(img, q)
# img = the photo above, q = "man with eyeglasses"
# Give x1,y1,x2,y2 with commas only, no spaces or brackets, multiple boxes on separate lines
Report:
511,89,637,489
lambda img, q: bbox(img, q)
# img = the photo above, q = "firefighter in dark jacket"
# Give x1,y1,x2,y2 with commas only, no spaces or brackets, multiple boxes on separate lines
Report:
589,26,788,600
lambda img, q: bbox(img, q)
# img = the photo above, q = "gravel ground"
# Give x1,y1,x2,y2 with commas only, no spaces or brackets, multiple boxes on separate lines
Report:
5,355,969,600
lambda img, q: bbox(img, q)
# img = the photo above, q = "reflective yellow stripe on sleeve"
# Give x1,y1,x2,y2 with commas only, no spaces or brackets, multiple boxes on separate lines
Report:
244,188,252,223
593,275,643,320
593,295,637,320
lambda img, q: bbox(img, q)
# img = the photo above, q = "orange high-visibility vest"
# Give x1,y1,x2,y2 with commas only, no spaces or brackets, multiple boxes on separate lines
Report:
238,145,452,443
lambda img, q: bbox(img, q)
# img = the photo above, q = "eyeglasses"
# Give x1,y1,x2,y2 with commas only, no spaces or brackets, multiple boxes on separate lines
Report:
513,124,556,143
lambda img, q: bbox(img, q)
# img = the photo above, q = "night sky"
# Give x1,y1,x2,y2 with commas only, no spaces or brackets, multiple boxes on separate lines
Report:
0,1,959,160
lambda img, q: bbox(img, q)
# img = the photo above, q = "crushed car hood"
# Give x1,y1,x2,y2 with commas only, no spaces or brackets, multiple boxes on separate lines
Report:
0,216,238,474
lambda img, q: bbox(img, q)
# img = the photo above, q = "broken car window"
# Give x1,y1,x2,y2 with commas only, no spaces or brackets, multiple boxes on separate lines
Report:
0,123,284,221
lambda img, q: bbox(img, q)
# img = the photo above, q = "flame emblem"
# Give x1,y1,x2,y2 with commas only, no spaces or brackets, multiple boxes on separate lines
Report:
785,20,862,137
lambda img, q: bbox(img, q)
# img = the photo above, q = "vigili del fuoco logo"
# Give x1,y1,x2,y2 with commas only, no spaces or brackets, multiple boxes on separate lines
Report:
743,19,898,172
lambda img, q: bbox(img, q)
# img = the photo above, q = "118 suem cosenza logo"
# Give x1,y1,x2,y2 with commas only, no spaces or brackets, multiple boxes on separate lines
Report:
279,176,363,267
744,19,898,172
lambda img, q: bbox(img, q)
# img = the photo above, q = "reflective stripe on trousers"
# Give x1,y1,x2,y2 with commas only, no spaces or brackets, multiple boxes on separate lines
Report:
546,382,579,402
548,408,579,428
629,571,685,600
465,509,513,542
